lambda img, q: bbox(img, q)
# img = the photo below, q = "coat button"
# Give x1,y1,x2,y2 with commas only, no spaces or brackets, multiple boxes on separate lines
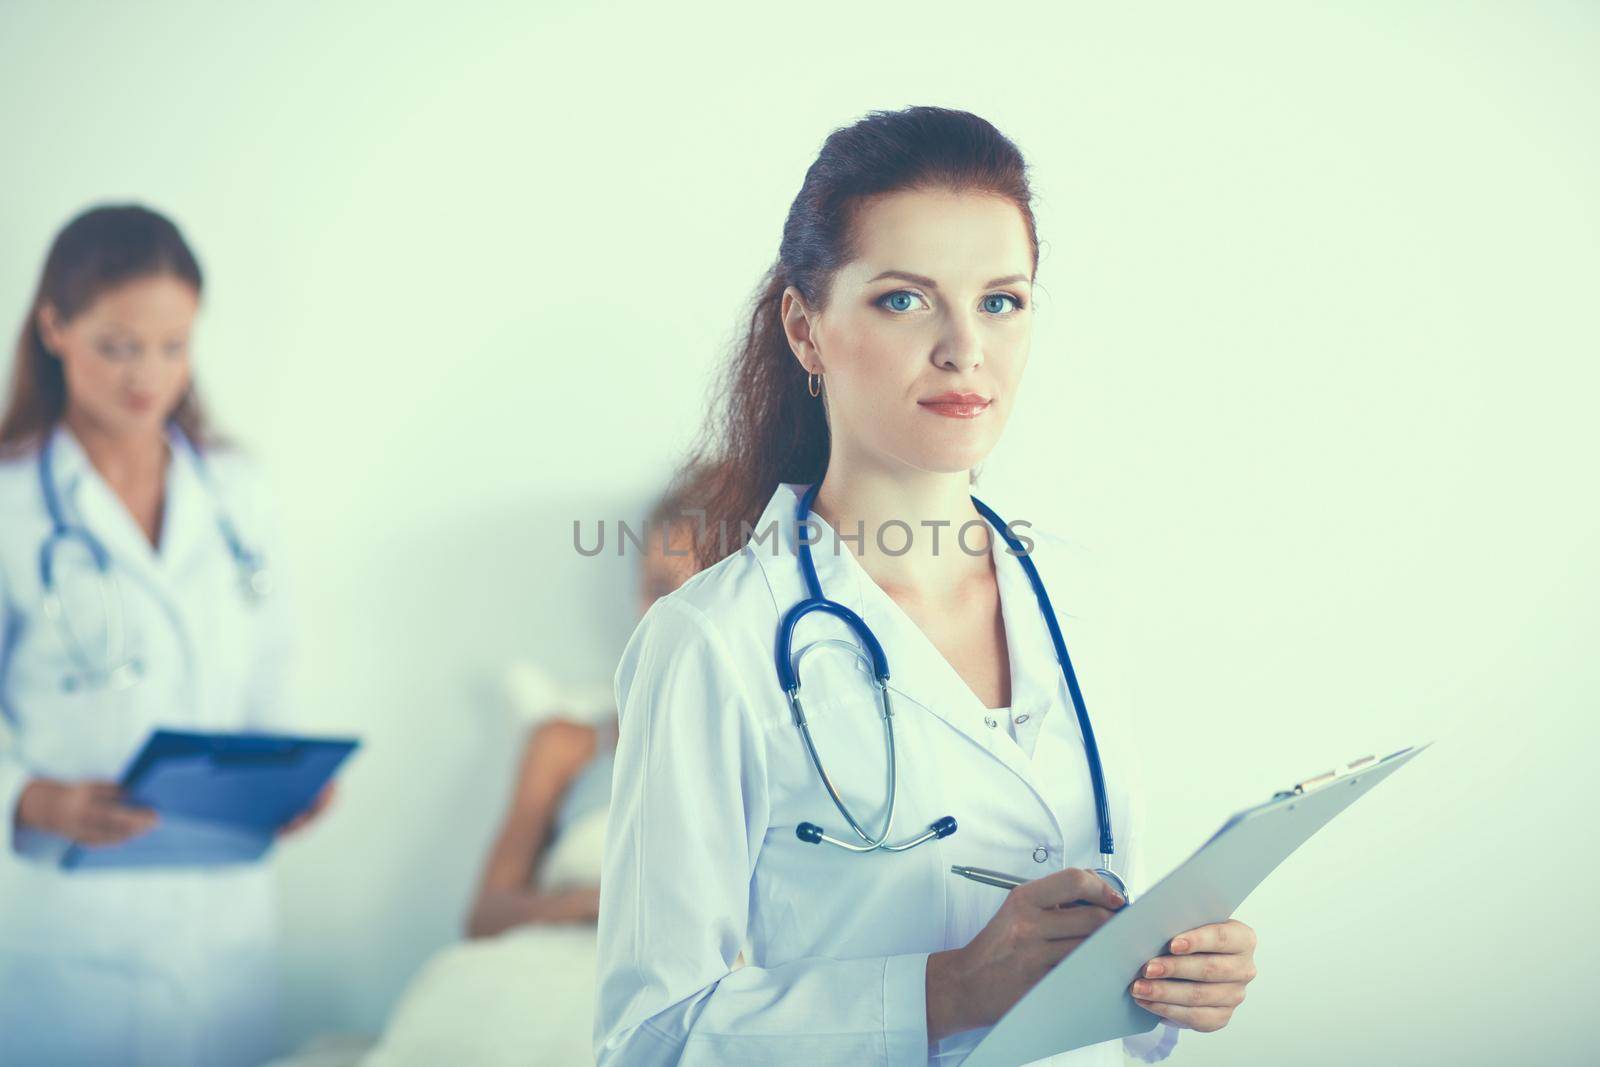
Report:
984,716,997,728
1013,713,1029,724
1033,846,1049,863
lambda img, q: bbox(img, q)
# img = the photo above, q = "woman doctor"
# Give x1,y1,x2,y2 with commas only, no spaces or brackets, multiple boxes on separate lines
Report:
594,106,1259,1066
0,204,331,1066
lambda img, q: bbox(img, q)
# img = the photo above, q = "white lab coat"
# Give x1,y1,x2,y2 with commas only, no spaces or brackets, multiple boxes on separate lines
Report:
595,481,1181,1066
0,423,296,1067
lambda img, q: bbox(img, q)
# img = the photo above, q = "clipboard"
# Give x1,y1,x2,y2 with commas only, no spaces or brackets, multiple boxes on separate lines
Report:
60,728,360,871
963,742,1430,1067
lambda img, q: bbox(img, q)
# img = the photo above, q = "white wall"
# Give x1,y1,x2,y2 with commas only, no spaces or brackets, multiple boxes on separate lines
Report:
1,2,1594,1062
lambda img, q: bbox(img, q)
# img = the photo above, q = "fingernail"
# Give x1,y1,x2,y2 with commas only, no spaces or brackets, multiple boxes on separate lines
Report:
1172,937,1190,953
1144,962,1165,978
1132,981,1151,996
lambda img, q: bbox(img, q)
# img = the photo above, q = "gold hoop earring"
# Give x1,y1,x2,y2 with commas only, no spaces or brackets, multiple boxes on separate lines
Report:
808,372,822,398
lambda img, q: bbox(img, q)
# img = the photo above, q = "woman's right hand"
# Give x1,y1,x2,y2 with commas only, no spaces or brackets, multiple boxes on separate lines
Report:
926,867,1127,1042
15,779,159,845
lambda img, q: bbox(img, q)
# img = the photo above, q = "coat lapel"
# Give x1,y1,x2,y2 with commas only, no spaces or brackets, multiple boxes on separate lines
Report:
151,429,206,575
46,424,203,593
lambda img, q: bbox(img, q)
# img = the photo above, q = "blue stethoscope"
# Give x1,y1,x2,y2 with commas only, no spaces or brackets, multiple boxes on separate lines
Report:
37,421,270,692
778,481,1125,897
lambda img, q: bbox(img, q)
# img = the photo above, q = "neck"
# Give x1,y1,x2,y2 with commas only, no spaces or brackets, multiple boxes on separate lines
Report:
63,409,169,488
810,461,992,600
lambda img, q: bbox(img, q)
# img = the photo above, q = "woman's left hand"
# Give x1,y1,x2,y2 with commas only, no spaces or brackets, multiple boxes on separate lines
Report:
277,782,337,839
1128,919,1257,1032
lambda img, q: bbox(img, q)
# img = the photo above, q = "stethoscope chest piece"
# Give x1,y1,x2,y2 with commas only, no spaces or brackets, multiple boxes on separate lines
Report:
61,657,146,694
1092,866,1129,902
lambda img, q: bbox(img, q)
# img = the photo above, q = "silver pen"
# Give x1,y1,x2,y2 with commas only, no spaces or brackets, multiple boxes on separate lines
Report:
951,864,1134,904
949,865,1027,890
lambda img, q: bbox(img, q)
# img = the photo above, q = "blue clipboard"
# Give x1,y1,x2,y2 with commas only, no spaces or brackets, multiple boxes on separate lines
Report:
60,728,360,871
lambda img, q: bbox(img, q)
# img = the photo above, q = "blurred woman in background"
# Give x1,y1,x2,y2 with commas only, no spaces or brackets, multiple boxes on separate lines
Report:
0,204,329,1066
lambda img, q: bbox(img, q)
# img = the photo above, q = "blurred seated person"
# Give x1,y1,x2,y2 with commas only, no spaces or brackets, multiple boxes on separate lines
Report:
261,476,716,1067
337,477,712,1067
464,477,705,939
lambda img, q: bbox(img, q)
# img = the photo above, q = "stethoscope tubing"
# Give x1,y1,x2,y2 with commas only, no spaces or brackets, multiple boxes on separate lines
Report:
969,495,1114,858
33,421,268,690
780,481,1117,869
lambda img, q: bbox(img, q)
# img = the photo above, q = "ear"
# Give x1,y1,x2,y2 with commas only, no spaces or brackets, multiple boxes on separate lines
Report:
36,303,65,357
779,286,823,376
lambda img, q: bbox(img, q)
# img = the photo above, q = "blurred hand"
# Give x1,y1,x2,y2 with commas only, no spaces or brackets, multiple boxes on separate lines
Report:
468,885,601,938
530,885,601,924
277,781,337,839
1131,919,1258,1032
16,779,159,845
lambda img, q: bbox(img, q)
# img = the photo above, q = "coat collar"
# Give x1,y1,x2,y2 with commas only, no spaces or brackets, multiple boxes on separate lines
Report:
748,481,1073,792
42,422,206,588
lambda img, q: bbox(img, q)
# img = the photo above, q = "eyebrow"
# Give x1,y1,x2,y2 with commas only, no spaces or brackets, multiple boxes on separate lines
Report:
866,269,1031,289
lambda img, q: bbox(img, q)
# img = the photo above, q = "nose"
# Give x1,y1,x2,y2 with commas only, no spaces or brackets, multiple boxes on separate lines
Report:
124,351,158,385
933,312,984,374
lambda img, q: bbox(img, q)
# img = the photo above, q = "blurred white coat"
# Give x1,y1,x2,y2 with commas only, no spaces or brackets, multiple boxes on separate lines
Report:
0,423,295,1067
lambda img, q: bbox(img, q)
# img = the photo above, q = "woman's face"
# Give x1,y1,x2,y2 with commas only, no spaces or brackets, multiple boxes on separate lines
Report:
37,273,199,439
783,188,1036,477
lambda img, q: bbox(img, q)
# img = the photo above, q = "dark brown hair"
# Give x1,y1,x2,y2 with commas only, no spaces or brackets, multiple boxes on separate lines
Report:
646,457,725,533
676,105,1041,569
0,203,214,455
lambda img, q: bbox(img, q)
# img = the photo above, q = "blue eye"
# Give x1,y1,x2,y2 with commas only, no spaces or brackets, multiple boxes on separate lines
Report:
877,290,924,313
875,290,1027,316
983,293,1025,314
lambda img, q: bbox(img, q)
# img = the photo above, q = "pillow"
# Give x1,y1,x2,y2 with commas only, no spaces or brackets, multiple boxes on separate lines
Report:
502,661,615,730
359,924,598,1067
359,676,613,1067
357,804,610,1066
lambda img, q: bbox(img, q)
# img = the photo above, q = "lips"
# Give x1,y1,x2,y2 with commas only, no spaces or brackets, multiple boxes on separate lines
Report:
918,392,991,419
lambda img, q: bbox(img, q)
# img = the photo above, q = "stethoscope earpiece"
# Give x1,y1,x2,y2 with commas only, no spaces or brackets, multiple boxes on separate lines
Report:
795,816,957,852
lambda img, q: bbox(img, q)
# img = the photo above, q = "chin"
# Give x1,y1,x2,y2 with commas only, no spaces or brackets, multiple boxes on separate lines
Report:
97,407,168,439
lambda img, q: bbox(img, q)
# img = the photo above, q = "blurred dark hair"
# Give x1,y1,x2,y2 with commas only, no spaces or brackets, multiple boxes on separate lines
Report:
645,457,726,550
1,203,214,455
676,105,1040,569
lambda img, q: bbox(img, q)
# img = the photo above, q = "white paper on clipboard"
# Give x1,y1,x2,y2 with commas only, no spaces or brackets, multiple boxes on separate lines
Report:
963,743,1431,1067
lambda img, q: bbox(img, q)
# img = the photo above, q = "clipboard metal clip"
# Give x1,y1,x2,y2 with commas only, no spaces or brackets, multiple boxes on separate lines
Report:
1271,748,1413,801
